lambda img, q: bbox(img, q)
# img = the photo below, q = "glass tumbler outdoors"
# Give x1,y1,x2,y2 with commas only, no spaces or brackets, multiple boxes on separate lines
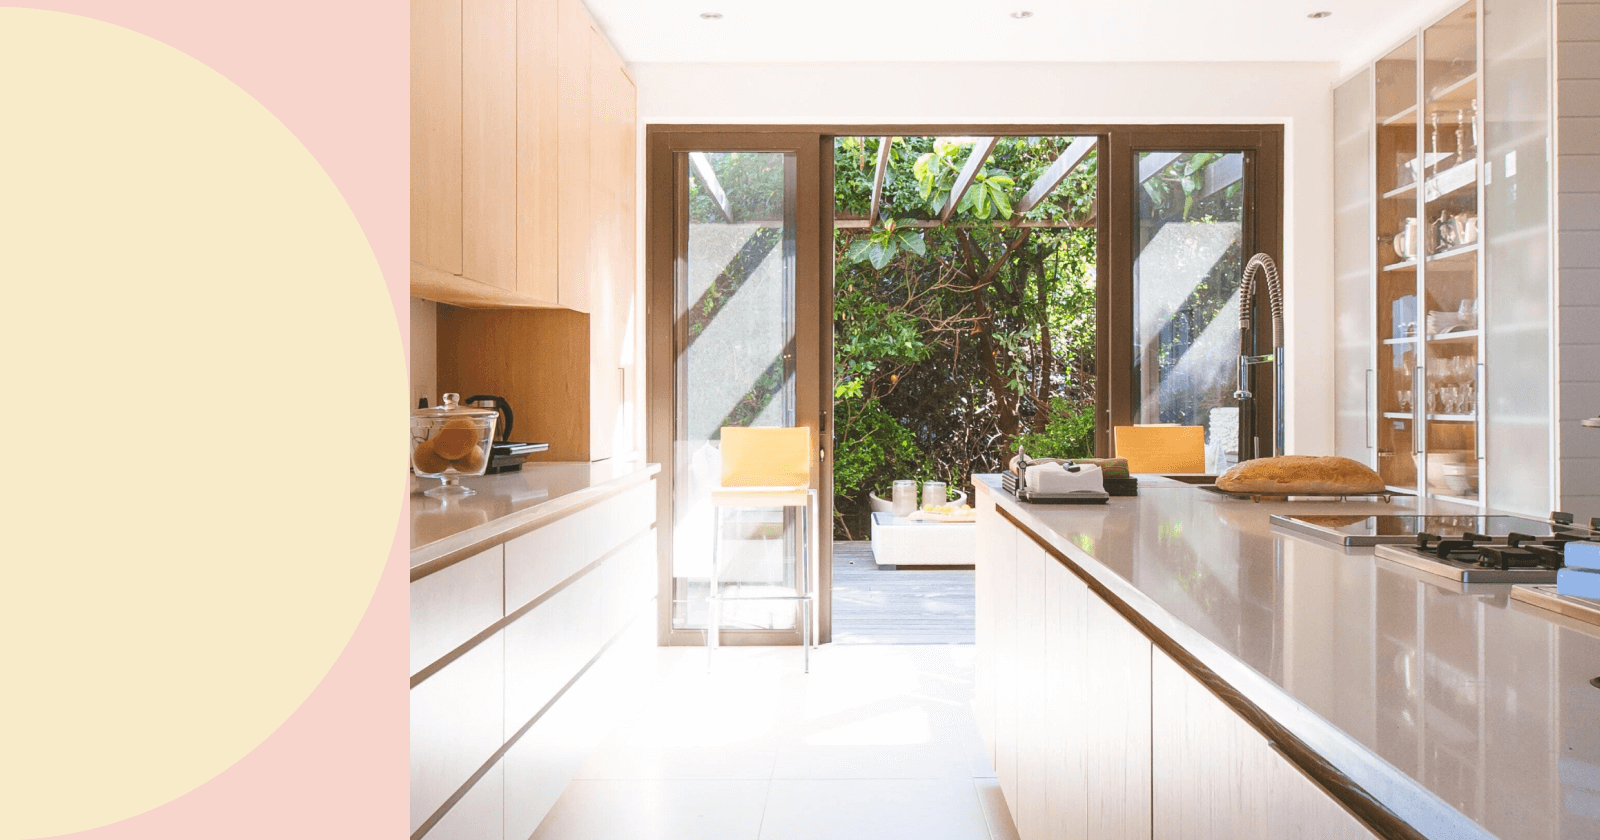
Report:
891,480,918,518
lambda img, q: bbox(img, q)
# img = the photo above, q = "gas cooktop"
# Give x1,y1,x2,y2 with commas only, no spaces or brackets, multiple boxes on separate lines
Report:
1374,530,1587,584
1270,514,1568,547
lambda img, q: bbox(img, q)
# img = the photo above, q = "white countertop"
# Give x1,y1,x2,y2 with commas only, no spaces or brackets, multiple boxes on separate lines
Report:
976,475,1600,840
411,459,659,573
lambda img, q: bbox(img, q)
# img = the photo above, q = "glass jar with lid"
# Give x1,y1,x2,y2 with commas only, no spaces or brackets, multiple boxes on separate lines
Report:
411,393,498,497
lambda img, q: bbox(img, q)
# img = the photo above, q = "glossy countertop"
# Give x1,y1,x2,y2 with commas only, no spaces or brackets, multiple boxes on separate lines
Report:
975,475,1600,840
411,459,659,572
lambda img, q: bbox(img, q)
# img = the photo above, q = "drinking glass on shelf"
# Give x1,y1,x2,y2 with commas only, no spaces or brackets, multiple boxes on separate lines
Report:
1398,389,1411,411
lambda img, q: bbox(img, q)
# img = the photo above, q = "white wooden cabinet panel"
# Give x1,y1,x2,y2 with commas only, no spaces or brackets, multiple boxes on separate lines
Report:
503,572,601,732
1044,557,1089,840
1151,650,1380,840
600,528,656,640
992,517,1019,817
410,544,503,676
1014,537,1049,840
504,508,589,613
974,491,998,766
411,633,505,833
423,759,503,840
588,480,657,561
980,501,1387,840
1084,592,1152,840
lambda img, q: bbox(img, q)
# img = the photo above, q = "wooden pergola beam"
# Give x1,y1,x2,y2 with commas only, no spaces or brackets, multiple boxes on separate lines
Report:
939,136,999,223
866,137,894,226
688,151,733,223
1200,153,1243,199
1138,151,1181,184
1011,136,1097,222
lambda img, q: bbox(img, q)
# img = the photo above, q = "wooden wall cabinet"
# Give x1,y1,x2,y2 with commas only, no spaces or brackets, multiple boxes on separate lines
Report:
410,0,462,276
413,0,638,461
411,0,634,313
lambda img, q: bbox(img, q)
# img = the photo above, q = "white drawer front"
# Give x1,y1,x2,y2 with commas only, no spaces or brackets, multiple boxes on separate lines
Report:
410,633,504,832
587,480,656,561
504,507,589,613
503,572,603,732
411,545,503,676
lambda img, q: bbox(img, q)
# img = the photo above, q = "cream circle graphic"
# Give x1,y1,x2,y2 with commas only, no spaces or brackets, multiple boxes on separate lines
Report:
0,9,402,837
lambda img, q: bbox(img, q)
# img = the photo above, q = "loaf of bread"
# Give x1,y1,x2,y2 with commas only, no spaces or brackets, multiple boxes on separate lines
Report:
1215,455,1385,495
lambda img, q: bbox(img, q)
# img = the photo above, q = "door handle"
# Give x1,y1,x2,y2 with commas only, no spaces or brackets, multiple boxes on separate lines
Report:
1365,368,1374,449
1412,365,1424,455
1475,362,1485,460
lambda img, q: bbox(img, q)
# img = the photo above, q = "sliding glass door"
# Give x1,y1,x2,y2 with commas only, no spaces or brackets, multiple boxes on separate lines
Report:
646,125,1282,646
647,133,827,646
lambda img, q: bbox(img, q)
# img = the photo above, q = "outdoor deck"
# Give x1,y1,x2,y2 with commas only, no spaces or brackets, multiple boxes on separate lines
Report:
831,541,976,645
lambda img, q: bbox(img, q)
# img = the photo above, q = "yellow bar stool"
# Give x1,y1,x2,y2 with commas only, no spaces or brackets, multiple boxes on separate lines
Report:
1112,425,1207,474
709,426,818,673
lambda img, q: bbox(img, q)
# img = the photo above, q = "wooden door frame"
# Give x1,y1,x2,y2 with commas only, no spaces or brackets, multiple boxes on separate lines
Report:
647,124,1284,646
646,128,830,646
1102,126,1285,457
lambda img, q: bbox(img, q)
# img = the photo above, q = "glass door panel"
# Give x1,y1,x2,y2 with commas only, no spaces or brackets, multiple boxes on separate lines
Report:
1483,0,1553,512
670,150,808,637
1421,1,1482,502
1130,151,1248,470
1375,36,1421,489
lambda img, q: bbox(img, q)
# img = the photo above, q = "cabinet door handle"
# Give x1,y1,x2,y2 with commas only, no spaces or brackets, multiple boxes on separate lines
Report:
1412,365,1424,455
1475,362,1485,460
1365,369,1375,449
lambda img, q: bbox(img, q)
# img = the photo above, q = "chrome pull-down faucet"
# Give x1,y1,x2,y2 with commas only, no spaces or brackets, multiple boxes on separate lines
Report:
1235,252,1284,460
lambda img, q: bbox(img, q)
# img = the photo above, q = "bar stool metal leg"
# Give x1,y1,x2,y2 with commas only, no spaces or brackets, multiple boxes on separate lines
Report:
801,497,810,673
707,504,721,673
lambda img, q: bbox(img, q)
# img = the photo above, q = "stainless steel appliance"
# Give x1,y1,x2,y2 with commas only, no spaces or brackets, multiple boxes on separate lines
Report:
1270,513,1559,547
1373,530,1587,584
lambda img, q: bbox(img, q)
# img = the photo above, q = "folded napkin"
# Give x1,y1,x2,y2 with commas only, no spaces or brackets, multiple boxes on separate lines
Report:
1010,453,1131,481
1565,541,1600,571
1024,462,1105,495
1557,567,1600,600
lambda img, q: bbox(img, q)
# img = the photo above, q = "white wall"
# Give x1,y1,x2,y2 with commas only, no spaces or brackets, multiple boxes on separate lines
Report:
410,297,437,410
633,61,1340,455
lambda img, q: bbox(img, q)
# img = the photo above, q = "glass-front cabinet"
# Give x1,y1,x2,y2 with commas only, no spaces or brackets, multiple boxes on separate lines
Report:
1369,1,1487,504
1336,0,1555,511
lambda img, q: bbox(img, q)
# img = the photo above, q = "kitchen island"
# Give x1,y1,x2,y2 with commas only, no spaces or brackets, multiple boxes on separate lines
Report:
974,475,1600,840
411,460,660,840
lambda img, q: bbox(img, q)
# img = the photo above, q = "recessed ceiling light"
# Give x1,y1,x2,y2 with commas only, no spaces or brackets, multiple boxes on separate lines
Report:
1307,10,1332,19
1010,11,1034,19
699,12,722,20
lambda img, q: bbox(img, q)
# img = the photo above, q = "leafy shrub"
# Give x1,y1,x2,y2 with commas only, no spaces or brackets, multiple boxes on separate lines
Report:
1012,397,1096,461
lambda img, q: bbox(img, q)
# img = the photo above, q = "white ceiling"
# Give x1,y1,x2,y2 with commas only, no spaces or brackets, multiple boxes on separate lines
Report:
585,0,1457,68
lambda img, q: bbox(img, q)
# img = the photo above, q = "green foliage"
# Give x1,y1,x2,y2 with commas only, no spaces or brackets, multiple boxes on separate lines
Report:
913,139,1015,219
688,152,787,223
831,397,930,496
843,218,926,270
831,136,1102,538
1012,398,1096,460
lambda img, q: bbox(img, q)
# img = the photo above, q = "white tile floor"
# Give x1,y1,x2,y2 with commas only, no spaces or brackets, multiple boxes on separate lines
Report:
530,644,1019,840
